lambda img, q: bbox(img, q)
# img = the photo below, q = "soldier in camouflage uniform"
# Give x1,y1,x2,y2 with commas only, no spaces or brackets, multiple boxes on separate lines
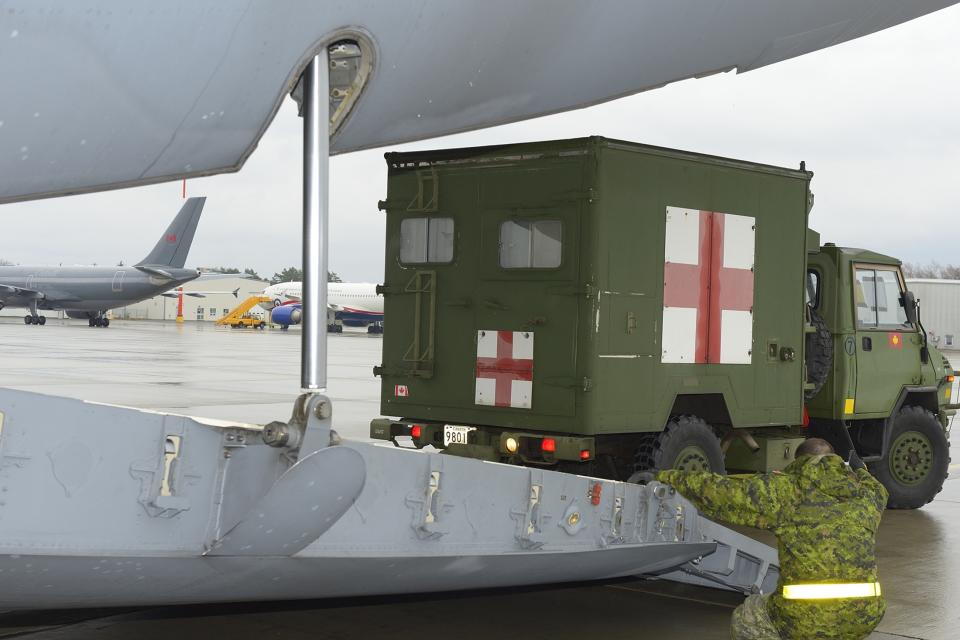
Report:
656,438,888,640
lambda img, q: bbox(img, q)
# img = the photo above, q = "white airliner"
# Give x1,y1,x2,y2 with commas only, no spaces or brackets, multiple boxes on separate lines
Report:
261,281,383,329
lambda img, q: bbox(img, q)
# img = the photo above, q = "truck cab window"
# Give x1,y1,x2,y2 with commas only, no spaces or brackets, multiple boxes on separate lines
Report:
499,219,562,268
400,217,454,264
805,270,820,308
855,267,909,329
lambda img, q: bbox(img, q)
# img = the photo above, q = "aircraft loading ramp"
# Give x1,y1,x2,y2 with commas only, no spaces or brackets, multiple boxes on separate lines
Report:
0,388,776,608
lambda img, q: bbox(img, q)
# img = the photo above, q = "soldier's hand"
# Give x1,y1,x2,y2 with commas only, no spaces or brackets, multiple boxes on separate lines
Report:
847,449,866,471
628,470,656,485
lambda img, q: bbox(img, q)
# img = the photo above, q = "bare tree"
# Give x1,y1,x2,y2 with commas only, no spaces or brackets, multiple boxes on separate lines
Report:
902,261,960,279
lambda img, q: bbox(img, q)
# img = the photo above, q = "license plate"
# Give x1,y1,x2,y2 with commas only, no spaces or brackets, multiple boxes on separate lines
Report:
444,425,475,446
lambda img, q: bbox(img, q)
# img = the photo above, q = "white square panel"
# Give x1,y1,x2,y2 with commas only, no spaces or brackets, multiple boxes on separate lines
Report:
664,207,701,265
719,309,753,364
661,306,697,363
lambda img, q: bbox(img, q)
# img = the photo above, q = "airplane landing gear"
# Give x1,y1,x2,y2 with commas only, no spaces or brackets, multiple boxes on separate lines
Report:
367,323,384,335
88,313,110,328
25,301,46,325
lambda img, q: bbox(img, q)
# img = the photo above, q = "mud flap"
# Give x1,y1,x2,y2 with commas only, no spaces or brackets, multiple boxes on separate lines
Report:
206,446,366,556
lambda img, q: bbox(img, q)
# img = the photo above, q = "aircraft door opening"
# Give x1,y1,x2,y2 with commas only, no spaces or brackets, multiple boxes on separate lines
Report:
112,271,125,293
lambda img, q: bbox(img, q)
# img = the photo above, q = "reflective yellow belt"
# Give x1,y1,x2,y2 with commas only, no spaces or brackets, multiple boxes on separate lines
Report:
782,582,882,600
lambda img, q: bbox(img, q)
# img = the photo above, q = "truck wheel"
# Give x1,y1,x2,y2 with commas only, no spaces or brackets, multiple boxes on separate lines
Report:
868,406,950,509
635,416,725,473
805,307,833,400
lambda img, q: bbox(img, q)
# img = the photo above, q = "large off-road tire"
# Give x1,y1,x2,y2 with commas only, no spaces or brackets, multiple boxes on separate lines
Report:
805,306,833,400
868,406,950,509
634,415,726,474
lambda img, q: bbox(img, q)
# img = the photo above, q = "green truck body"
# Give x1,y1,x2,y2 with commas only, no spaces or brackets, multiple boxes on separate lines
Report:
372,137,953,508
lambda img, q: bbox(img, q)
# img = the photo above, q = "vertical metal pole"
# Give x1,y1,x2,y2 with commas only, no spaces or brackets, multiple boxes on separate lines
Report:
301,50,330,391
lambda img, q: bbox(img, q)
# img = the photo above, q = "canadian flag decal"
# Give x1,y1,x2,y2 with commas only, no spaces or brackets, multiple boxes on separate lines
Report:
661,207,755,364
475,330,533,409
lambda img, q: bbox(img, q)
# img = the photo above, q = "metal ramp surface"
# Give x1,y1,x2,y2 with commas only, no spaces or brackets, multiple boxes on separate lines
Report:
0,388,777,608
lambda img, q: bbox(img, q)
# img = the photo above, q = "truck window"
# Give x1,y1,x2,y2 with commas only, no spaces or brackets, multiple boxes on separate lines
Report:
400,217,454,264
855,267,909,329
499,219,562,268
805,269,820,308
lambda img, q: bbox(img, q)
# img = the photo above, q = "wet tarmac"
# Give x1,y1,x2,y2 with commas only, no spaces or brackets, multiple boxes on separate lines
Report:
0,318,956,639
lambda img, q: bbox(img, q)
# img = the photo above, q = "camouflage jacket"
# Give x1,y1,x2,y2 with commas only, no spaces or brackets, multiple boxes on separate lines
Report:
659,455,888,639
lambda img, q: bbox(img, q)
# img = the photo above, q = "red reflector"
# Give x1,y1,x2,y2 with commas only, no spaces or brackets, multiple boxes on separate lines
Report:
802,406,810,428
410,424,422,438
542,438,556,453
580,449,591,461
590,483,602,506
949,375,956,383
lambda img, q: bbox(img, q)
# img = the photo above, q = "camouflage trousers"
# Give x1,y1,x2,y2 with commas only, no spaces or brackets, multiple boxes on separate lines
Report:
731,595,781,640
731,594,883,640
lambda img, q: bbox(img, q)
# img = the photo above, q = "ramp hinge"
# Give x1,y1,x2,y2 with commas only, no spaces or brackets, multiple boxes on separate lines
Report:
405,457,453,540
510,470,549,549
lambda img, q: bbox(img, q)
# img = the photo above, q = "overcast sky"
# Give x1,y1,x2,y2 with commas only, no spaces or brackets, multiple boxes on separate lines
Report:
1,5,958,283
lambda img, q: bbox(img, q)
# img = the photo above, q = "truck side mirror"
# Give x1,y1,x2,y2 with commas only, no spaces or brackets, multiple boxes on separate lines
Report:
902,291,918,326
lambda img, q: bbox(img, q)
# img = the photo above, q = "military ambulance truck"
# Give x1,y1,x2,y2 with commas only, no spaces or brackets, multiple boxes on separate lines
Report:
370,137,953,509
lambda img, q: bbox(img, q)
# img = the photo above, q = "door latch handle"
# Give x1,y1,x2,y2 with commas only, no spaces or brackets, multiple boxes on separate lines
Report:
862,337,872,351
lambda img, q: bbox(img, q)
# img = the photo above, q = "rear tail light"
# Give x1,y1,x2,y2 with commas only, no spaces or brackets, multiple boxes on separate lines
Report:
802,406,810,428
410,424,422,439
541,438,556,453
579,449,591,461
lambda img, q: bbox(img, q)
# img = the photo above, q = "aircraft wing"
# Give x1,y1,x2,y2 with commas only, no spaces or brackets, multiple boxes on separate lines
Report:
196,273,255,281
0,284,44,300
1,0,956,204
160,287,241,299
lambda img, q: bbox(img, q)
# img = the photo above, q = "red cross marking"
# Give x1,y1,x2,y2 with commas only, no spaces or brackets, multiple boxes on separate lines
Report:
663,211,753,363
476,331,534,407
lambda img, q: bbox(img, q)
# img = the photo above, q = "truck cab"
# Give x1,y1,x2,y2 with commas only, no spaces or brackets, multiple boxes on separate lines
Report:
806,244,953,507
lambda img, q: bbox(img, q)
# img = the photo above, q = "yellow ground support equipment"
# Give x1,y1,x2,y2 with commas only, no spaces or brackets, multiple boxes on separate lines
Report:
217,296,271,329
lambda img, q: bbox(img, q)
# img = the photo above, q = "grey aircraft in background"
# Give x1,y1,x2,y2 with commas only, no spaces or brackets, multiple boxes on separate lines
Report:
0,197,205,327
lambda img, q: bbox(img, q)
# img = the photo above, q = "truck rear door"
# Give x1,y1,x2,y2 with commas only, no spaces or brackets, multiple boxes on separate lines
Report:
474,208,580,418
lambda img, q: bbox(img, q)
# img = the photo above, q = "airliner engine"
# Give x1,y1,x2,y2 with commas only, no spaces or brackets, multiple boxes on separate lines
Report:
65,310,96,319
271,305,302,327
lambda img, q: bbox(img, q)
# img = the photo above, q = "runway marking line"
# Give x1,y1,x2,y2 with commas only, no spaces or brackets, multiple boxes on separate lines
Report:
604,583,737,609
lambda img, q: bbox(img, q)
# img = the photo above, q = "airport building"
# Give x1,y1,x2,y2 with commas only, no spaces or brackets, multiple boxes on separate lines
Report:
116,275,270,322
907,278,960,351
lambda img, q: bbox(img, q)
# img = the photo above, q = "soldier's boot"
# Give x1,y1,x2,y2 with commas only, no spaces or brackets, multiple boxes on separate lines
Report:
731,594,782,640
